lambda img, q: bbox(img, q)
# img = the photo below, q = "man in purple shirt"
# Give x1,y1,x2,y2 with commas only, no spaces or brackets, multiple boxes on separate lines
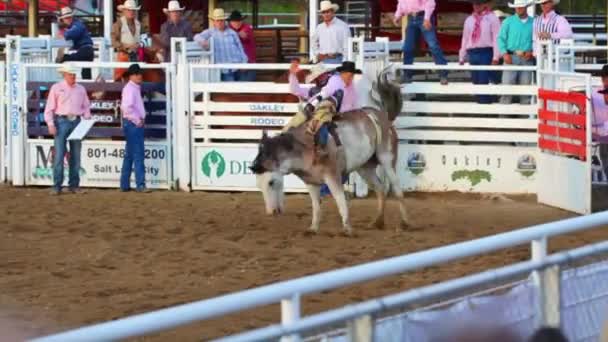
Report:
533,0,573,56
393,0,448,84
120,64,150,193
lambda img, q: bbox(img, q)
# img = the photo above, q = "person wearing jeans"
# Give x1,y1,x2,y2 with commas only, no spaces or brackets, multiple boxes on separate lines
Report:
393,0,448,84
44,64,91,195
57,7,95,80
120,64,150,193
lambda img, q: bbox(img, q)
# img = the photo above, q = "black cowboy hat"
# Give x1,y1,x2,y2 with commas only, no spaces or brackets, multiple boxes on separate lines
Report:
335,61,362,74
125,63,143,77
470,0,491,4
600,64,608,78
227,10,247,21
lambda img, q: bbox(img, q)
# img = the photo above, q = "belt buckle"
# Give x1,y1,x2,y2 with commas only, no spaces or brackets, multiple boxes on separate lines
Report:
67,115,77,121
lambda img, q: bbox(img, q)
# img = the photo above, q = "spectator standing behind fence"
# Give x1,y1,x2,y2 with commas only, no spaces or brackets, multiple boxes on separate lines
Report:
393,0,448,85
591,65,608,179
194,8,248,82
159,1,193,62
227,10,257,81
458,0,501,104
111,0,143,81
311,1,350,65
120,64,151,193
44,64,91,196
498,0,534,104
533,0,572,57
56,7,95,80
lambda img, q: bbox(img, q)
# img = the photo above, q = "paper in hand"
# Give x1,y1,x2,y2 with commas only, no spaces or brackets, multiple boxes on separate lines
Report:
67,119,96,141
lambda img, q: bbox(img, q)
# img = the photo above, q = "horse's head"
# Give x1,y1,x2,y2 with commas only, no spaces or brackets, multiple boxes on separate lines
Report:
250,131,296,215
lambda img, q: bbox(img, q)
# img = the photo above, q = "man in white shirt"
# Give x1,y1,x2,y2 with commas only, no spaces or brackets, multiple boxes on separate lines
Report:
311,1,351,64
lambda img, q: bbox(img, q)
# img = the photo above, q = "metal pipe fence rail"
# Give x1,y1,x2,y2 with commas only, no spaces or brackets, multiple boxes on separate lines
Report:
30,211,608,342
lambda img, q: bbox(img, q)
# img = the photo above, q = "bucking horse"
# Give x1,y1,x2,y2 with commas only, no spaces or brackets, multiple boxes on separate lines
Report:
249,67,408,236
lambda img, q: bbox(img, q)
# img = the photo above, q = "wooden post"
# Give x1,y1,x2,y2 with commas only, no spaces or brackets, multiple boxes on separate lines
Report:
28,0,39,37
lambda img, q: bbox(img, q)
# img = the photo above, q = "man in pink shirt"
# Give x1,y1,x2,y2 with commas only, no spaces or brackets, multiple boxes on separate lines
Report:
393,0,448,84
44,64,91,195
227,10,257,81
533,0,572,56
592,66,608,176
459,0,501,104
120,64,150,193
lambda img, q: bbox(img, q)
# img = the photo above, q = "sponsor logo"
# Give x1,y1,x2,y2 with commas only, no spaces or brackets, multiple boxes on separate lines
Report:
201,150,226,179
516,154,537,178
407,152,426,175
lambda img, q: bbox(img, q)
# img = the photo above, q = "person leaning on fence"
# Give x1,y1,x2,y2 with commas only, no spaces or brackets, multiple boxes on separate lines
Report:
393,0,448,85
532,0,572,57
111,0,144,81
591,65,608,179
194,8,248,82
44,64,92,196
56,7,95,80
120,64,151,193
498,0,535,105
228,10,257,81
458,0,501,104
311,1,351,65
159,1,194,63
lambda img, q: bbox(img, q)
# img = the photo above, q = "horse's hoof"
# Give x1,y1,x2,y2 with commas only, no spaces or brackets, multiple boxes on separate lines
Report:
306,226,319,235
369,216,385,230
341,226,353,237
398,220,410,231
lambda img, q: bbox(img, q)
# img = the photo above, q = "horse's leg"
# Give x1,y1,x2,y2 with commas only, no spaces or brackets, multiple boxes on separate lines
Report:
356,165,386,229
325,174,352,236
378,152,410,231
306,184,322,233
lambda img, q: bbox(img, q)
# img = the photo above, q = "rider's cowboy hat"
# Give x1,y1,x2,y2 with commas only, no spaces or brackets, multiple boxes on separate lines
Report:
305,63,330,84
508,0,533,8
118,0,141,11
535,0,559,5
209,8,229,21
58,7,75,20
163,1,185,14
318,1,339,12
58,64,79,75
227,10,247,21
335,61,362,74
470,0,490,4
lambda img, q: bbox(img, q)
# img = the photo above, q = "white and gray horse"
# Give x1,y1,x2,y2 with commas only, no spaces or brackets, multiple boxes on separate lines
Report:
250,68,409,236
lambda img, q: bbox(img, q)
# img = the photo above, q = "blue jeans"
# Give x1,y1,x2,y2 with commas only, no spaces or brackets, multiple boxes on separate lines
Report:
500,55,534,104
221,71,238,81
403,14,448,80
468,47,500,104
53,116,82,191
236,70,256,81
318,124,329,147
120,121,146,190
322,56,343,65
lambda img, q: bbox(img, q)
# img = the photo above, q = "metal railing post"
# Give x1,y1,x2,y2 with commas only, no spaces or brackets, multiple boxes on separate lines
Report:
280,293,301,342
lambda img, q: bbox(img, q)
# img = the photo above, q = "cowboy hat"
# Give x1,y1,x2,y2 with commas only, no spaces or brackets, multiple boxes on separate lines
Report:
163,1,185,14
124,63,143,77
58,64,79,75
335,61,362,74
58,7,74,20
305,63,330,84
470,0,490,4
209,8,229,21
227,10,247,21
535,0,559,5
318,1,339,12
508,0,533,8
118,0,141,11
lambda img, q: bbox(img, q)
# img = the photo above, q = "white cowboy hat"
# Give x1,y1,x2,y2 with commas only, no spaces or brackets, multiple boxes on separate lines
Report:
118,0,141,11
535,0,559,5
163,1,185,14
58,64,79,75
318,1,339,12
209,8,229,21
58,7,74,20
305,63,330,84
508,0,533,7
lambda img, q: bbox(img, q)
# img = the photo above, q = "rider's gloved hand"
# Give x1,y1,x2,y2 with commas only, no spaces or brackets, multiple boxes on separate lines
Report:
303,103,315,119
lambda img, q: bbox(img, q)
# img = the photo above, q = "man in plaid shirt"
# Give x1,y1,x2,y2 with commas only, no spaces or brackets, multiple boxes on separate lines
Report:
195,8,248,81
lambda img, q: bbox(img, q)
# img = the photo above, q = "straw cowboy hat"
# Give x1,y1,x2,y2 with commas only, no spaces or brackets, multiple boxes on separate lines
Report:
508,0,533,7
58,64,79,75
58,7,74,20
318,1,339,12
305,63,330,84
163,1,185,14
118,0,141,11
536,0,559,4
209,8,229,21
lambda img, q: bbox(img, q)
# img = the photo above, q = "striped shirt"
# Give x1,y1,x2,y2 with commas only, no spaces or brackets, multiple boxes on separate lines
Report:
194,28,248,73
533,11,573,54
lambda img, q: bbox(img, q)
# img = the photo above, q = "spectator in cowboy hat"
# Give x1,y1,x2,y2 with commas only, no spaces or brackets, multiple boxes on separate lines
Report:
498,0,535,104
120,64,151,193
44,64,92,196
459,0,501,104
533,0,572,56
311,1,351,65
159,1,193,62
111,0,144,80
393,0,449,85
194,8,247,82
56,7,95,80
227,10,257,81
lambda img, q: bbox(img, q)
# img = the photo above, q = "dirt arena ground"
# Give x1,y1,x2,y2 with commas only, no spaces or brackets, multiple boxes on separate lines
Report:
1,184,607,341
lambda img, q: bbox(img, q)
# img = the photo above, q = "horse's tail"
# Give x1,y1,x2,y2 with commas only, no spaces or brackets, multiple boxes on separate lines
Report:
371,66,403,122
